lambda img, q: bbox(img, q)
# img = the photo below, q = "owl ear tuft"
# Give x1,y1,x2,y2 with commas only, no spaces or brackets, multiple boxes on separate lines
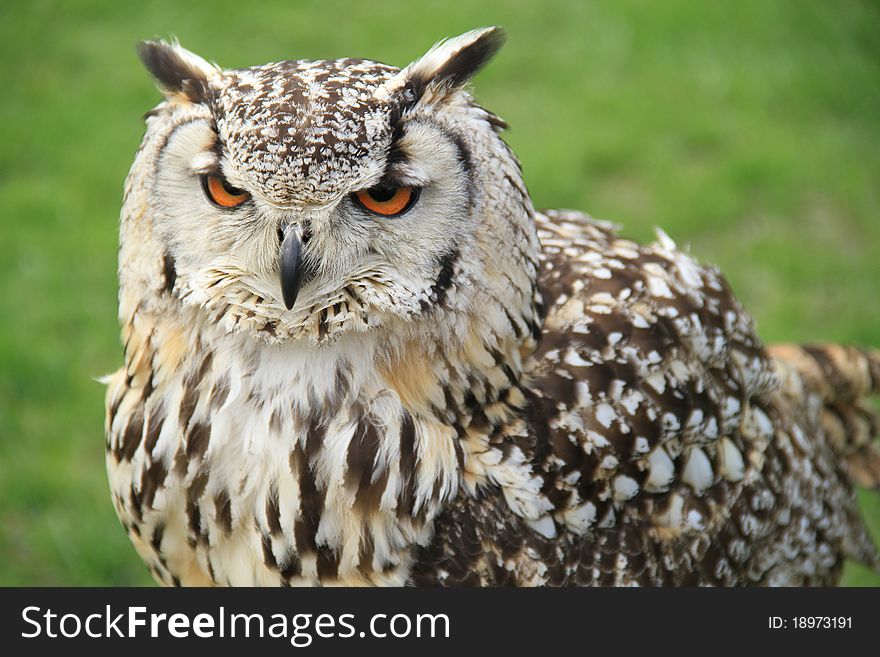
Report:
136,39,218,104
378,27,506,107
410,27,506,93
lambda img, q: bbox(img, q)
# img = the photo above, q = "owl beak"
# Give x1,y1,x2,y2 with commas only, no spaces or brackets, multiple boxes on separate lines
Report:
279,224,304,310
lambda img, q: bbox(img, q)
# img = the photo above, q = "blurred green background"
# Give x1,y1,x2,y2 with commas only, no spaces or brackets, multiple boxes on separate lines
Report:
0,0,878,586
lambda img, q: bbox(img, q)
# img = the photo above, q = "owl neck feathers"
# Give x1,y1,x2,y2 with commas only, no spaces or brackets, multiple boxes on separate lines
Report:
111,274,541,584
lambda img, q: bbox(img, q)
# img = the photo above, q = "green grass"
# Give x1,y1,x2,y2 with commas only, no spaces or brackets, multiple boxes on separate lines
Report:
0,0,878,586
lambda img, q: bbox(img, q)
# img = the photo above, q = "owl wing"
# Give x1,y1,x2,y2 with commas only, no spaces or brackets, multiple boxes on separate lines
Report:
520,209,803,583
414,209,878,586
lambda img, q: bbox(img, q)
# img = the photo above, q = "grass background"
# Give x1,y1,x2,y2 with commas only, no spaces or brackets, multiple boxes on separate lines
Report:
0,0,878,585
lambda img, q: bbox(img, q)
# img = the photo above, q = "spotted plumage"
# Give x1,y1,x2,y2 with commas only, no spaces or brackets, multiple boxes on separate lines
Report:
105,28,880,586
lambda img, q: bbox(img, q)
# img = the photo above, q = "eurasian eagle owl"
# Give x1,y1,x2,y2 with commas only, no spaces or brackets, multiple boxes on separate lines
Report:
106,28,880,586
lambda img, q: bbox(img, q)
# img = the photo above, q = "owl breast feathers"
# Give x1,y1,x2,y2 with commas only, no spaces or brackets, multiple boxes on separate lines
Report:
105,28,880,586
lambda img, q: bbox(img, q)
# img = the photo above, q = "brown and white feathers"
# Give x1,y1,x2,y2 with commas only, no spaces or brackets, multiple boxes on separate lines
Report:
105,28,879,586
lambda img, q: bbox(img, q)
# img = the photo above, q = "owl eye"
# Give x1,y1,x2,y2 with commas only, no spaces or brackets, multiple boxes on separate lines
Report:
353,185,419,217
201,174,251,209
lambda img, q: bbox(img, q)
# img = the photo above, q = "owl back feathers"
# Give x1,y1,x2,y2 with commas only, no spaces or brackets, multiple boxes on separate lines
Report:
412,209,878,585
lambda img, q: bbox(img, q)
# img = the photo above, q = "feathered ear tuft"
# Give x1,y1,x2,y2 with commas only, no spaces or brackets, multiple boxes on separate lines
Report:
377,27,506,107
408,27,506,93
136,39,218,104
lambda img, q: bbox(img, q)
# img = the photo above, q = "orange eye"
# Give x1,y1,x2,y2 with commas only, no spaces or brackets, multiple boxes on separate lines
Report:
353,186,418,217
201,174,250,209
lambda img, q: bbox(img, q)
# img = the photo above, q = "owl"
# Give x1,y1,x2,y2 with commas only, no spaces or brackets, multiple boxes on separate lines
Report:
105,27,880,586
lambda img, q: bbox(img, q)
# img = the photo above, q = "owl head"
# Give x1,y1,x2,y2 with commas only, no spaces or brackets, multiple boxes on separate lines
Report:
120,28,541,351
